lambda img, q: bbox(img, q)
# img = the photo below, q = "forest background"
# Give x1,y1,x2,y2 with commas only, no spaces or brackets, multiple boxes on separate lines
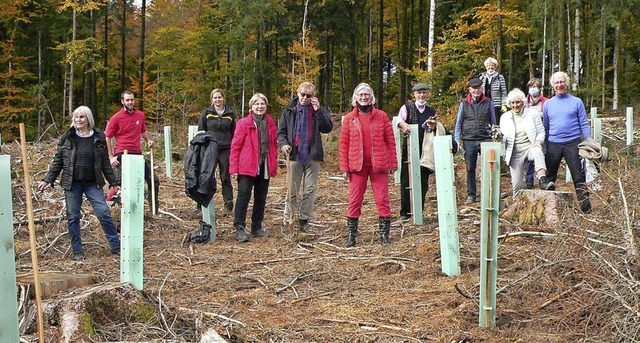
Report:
1,0,639,140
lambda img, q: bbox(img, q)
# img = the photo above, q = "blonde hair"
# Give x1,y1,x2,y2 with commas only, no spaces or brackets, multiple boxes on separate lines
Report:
297,82,316,95
71,106,95,129
350,83,376,107
484,57,498,68
249,92,268,108
209,88,226,106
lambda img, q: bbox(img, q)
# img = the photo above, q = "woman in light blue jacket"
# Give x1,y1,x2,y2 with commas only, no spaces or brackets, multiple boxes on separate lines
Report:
500,88,555,197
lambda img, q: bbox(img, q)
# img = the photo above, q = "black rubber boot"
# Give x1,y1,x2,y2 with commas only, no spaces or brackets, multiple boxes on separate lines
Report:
539,176,556,190
345,217,358,248
576,184,592,214
236,225,249,242
379,217,391,246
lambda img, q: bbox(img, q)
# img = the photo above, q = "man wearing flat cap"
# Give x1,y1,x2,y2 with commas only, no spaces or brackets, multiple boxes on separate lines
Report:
396,82,436,220
454,78,497,204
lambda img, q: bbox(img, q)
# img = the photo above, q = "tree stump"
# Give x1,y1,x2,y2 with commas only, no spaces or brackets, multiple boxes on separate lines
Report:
501,190,575,227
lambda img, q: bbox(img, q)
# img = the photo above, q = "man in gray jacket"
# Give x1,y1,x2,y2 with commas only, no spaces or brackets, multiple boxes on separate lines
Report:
278,82,333,231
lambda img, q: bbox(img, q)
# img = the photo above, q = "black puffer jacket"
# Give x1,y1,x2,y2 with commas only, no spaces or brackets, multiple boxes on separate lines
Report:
184,132,218,207
43,127,119,190
277,98,333,161
197,106,236,149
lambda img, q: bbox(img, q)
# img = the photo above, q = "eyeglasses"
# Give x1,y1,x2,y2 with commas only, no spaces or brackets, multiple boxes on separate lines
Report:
299,93,314,98
553,80,567,85
357,93,371,98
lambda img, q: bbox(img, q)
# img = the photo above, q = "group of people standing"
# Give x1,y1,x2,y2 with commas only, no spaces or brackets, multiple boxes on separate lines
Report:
39,62,595,260
454,58,592,213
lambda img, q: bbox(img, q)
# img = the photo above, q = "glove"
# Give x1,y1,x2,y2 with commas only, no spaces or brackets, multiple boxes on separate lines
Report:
490,125,503,142
501,104,508,113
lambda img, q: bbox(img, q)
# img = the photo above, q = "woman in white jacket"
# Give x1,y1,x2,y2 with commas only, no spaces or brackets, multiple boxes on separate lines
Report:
500,88,555,197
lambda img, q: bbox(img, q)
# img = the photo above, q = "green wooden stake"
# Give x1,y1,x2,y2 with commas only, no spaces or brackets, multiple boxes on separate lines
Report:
594,118,602,143
408,124,422,225
590,107,598,124
433,136,460,276
479,142,502,328
164,126,172,179
627,107,634,147
202,198,217,242
120,154,145,290
392,117,401,185
0,155,19,342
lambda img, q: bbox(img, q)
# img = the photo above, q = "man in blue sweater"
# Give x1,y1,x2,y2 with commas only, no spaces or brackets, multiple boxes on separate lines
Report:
543,71,592,213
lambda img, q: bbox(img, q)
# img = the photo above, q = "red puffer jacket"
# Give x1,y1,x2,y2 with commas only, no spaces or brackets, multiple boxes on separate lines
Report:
230,113,278,178
339,106,398,173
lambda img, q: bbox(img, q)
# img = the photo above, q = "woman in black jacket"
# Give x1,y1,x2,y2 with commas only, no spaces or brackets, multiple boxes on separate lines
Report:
39,106,121,261
198,88,236,213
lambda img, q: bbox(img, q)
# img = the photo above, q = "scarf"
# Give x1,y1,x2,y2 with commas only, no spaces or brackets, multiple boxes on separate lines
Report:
294,102,313,165
252,112,269,166
75,128,94,138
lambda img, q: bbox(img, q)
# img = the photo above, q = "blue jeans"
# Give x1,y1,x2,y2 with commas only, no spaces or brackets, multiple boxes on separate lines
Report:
463,139,490,199
65,182,120,254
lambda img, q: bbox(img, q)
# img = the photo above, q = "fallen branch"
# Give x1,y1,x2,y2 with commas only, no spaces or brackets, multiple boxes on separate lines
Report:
617,178,637,256
158,273,177,338
178,307,246,327
13,215,64,226
158,208,184,221
276,272,309,294
319,317,411,333
497,230,627,251
539,281,585,309
290,291,337,304
372,260,407,271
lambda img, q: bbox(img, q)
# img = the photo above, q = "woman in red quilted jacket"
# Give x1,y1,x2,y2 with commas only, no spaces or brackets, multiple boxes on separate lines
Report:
339,83,398,247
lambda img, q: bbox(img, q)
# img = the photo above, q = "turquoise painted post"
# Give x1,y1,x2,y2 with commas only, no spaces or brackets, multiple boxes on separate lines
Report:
408,124,422,225
188,125,199,145
0,155,19,342
164,126,172,179
392,116,401,185
433,136,460,276
594,118,602,143
120,154,145,290
627,107,634,146
590,107,598,124
479,142,501,328
202,199,216,242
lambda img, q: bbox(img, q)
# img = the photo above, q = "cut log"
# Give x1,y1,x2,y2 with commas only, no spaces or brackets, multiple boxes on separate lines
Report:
17,271,97,299
501,190,575,227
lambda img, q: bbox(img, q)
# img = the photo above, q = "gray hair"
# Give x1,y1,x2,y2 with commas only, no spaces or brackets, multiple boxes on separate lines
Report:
249,92,268,107
550,71,569,86
350,83,376,107
506,88,526,104
71,106,95,129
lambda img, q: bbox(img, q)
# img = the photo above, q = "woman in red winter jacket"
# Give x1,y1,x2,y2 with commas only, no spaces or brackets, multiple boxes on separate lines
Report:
339,83,398,247
229,93,278,242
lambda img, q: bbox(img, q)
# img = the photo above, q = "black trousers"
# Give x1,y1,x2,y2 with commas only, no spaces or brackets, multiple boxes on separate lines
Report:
545,138,591,211
217,148,234,209
234,162,270,230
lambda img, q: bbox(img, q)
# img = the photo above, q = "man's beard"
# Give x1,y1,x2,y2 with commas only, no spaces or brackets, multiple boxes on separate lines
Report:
125,104,134,112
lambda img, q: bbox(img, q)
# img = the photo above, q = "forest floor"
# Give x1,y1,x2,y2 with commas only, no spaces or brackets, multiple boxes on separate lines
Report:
7,119,640,342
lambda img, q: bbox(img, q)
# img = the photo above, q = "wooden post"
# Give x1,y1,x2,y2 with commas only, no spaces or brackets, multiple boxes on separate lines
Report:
408,124,422,225
594,118,602,143
433,136,460,276
626,107,634,146
164,126,172,178
0,155,20,342
479,142,501,328
19,123,44,342
392,116,401,185
120,154,145,290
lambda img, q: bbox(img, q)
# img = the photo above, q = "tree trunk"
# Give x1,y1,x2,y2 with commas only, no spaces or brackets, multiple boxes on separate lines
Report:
558,0,566,73
542,0,547,88
121,0,126,92
496,0,502,62
572,4,580,91
377,0,384,109
427,0,435,73
103,3,109,122
600,5,605,109
69,6,76,114
139,0,146,111
612,24,619,111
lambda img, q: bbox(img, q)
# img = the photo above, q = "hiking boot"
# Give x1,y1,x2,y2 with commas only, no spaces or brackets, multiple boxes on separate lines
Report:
73,252,84,261
539,176,556,190
236,225,249,243
251,227,270,238
298,219,311,232
465,196,476,204
111,248,120,257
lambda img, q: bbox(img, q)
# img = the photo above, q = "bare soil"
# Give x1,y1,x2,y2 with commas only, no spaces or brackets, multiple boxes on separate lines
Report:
7,121,640,342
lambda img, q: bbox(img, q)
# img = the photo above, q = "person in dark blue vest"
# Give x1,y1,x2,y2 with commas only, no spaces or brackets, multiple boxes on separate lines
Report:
454,78,497,204
396,83,436,220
